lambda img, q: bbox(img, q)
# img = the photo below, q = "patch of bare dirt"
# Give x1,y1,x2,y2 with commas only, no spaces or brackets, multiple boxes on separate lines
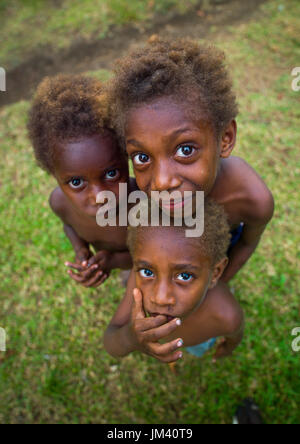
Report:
0,0,267,108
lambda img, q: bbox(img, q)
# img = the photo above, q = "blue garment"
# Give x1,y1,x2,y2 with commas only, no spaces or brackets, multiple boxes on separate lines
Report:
185,337,216,357
229,223,244,250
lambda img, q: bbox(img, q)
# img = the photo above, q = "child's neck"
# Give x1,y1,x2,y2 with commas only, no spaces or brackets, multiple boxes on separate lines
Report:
207,158,226,201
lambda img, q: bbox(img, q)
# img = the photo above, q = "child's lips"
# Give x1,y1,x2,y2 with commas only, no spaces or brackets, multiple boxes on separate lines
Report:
160,195,193,211
148,312,176,323
161,199,184,209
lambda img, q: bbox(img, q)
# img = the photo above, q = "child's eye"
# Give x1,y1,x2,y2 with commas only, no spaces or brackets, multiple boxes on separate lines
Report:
177,272,193,282
139,268,154,278
132,153,150,166
105,169,119,180
176,145,195,158
69,178,84,189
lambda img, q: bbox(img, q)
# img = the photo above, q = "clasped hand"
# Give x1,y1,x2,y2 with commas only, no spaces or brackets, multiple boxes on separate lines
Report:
65,248,111,287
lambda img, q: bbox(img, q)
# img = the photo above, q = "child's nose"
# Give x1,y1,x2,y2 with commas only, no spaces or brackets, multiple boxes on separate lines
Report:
89,184,104,206
151,161,181,192
151,280,176,307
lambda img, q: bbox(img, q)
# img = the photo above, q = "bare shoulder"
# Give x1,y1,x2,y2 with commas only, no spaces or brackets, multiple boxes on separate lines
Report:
165,282,244,344
49,187,69,222
224,156,274,224
206,282,244,336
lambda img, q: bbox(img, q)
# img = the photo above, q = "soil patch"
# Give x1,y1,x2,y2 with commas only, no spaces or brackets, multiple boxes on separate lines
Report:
0,0,267,108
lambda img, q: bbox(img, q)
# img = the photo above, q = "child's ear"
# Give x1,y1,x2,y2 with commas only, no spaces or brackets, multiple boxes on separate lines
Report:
209,257,229,289
220,120,237,158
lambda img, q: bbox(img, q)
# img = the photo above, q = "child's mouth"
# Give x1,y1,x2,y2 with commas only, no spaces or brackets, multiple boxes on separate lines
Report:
161,199,184,209
148,312,175,323
159,195,194,212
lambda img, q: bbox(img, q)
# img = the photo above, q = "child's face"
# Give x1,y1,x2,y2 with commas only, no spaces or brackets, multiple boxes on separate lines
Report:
53,133,129,217
125,97,235,210
133,227,223,321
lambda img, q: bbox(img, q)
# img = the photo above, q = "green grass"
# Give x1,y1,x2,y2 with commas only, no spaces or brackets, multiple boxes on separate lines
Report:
0,0,300,424
0,0,199,70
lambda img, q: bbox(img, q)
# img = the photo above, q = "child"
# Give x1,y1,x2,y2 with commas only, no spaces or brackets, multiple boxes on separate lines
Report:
109,37,274,285
28,74,137,287
104,200,244,362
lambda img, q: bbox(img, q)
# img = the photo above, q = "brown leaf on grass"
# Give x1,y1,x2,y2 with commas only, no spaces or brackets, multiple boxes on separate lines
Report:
197,10,205,18
148,34,159,43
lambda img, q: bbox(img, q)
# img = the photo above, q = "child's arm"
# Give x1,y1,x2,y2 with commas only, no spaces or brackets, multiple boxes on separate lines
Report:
63,223,91,263
221,161,274,283
103,271,183,361
49,188,108,287
211,284,244,360
221,222,271,283
49,188,91,261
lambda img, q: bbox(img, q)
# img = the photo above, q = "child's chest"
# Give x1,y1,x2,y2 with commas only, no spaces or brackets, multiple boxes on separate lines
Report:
70,215,128,252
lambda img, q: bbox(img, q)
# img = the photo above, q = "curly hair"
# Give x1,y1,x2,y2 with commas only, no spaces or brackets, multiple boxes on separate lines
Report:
28,74,111,174
110,37,238,139
127,198,231,265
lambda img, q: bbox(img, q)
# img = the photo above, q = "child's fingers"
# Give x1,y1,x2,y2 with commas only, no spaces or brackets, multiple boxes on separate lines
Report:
150,339,184,363
80,264,101,279
83,270,107,287
81,269,105,287
67,269,86,282
87,251,106,267
76,250,91,265
132,288,146,320
142,317,181,342
86,256,97,267
159,351,183,364
92,274,109,287
68,267,106,287
137,315,169,332
65,261,84,272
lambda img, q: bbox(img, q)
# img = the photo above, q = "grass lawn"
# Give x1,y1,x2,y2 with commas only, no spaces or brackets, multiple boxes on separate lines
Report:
0,0,199,70
0,0,299,424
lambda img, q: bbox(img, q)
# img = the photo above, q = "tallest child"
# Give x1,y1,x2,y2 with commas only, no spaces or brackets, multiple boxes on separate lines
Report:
110,37,274,284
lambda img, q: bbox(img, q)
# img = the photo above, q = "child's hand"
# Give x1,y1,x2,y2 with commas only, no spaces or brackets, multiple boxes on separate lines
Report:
75,247,93,265
85,250,112,271
65,250,111,288
212,337,237,362
129,288,183,363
